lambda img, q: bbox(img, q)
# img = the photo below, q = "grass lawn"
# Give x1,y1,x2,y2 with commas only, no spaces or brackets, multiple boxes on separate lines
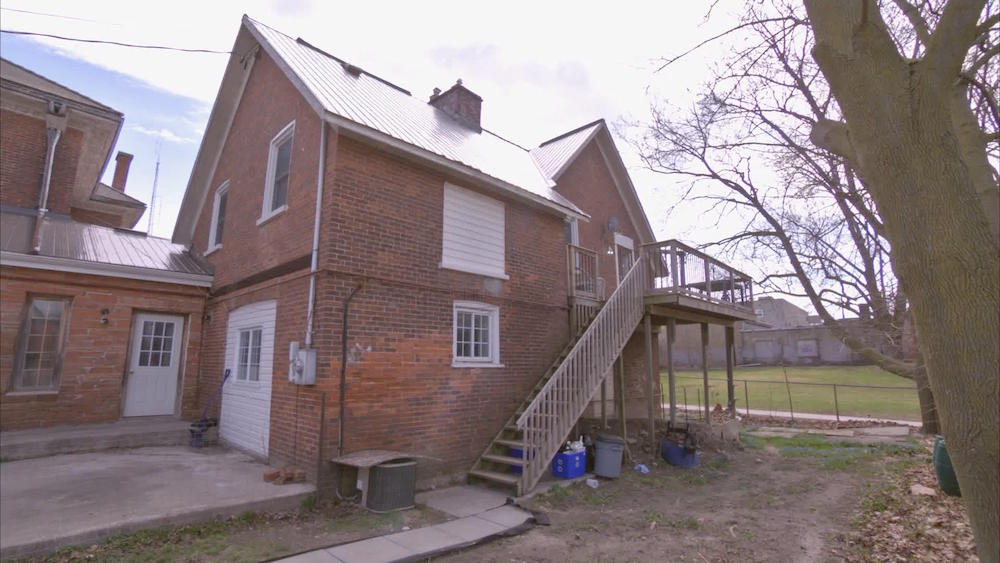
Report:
661,365,921,421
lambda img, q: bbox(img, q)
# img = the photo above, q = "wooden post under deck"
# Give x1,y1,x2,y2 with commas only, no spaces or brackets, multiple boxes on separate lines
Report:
600,376,607,429
666,317,677,427
701,322,710,425
725,326,735,413
644,314,655,454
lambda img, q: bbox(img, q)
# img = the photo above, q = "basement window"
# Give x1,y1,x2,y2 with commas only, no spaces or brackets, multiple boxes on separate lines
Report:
452,301,501,367
236,328,262,382
259,121,294,223
11,297,71,392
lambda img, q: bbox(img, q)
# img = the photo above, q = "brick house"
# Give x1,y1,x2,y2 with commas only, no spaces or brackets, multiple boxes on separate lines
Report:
176,16,755,494
0,58,212,431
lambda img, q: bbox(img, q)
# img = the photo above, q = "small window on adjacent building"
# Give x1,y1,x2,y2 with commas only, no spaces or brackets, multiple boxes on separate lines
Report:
441,183,507,279
237,328,263,381
453,301,500,367
12,297,70,392
208,181,229,252
260,121,294,221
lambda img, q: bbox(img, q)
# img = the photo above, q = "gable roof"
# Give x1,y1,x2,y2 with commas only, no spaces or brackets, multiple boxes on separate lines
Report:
531,119,604,180
0,57,120,116
173,16,589,244
531,120,656,244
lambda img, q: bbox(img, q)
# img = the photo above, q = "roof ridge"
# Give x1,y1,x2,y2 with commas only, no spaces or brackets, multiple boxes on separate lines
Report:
481,128,529,152
243,15,412,96
537,118,605,147
0,56,121,115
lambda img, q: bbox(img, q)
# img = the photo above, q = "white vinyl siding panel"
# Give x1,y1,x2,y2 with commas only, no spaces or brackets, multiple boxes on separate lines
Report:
219,300,276,458
441,183,507,279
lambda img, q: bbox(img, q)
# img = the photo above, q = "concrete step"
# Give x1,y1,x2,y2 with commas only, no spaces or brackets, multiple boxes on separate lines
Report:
0,418,192,461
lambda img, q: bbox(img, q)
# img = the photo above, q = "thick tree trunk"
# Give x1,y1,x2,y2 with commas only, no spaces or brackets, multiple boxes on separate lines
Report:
805,2,999,560
912,368,940,435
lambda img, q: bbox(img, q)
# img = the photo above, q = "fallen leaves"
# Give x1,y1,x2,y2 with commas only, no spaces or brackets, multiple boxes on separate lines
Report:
848,439,978,562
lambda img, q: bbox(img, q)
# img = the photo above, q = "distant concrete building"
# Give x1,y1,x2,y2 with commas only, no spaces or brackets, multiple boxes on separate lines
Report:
661,296,887,368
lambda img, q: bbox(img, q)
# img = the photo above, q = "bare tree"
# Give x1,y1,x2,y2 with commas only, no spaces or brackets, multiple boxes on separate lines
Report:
639,0,997,557
634,3,944,429
803,1,998,558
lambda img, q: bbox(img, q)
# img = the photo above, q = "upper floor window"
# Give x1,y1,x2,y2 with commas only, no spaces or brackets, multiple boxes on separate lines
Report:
207,181,229,253
440,183,507,280
260,121,294,223
11,297,70,392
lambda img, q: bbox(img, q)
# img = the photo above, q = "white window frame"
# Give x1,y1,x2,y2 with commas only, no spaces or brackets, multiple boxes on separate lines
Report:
258,121,295,224
9,296,71,394
452,301,502,368
207,181,229,254
235,327,263,383
564,217,580,246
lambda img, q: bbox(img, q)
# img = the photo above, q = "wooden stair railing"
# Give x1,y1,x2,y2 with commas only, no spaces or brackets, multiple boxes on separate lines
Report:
467,304,602,492
468,258,646,495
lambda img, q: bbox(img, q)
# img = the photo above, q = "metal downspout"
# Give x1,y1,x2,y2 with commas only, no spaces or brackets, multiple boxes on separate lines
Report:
31,126,62,254
305,122,326,347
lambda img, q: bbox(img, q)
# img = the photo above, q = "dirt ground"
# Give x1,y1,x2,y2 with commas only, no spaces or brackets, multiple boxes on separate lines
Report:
443,432,923,563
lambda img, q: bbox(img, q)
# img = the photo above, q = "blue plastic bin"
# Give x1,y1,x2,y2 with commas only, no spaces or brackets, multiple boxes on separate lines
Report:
508,446,526,474
661,440,700,469
552,450,586,479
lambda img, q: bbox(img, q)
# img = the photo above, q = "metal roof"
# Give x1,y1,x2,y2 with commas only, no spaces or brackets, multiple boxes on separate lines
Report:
0,58,120,115
1,208,212,280
530,120,604,180
244,18,583,215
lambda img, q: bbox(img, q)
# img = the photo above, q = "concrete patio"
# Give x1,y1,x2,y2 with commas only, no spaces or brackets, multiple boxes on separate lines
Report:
0,416,191,461
0,445,314,559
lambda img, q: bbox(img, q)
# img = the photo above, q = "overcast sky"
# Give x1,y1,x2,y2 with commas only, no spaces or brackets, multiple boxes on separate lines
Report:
0,1,744,250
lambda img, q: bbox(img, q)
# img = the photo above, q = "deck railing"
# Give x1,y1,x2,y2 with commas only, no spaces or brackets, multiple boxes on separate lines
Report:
516,257,646,492
643,240,754,309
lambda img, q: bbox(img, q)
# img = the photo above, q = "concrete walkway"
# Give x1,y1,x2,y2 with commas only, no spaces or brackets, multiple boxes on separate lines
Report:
667,403,922,427
0,417,191,461
276,486,532,563
0,446,314,559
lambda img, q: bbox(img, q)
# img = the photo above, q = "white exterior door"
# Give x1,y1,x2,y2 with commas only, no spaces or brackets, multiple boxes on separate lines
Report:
219,300,276,458
614,232,635,283
124,313,184,417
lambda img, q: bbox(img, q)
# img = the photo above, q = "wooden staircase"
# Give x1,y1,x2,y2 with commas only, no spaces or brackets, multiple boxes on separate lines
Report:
468,258,647,495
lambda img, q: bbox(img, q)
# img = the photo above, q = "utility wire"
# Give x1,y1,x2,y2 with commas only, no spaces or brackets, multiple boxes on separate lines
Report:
0,28,231,54
0,7,114,24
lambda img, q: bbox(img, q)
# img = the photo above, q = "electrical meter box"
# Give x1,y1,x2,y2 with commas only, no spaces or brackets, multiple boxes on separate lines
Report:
288,342,317,385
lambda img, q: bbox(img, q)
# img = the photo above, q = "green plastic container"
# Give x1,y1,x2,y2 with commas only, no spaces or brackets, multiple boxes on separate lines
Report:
933,435,961,497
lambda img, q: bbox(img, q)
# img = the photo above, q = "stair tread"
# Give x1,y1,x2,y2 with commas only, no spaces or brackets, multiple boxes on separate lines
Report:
469,469,520,485
482,453,525,466
494,439,524,448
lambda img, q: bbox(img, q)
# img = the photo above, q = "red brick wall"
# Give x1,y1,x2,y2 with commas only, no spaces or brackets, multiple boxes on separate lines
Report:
1,267,206,431
0,109,82,215
554,140,643,293
188,47,662,485
190,51,321,289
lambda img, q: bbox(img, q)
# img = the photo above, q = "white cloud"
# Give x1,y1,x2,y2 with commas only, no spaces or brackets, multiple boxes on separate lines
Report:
129,125,198,144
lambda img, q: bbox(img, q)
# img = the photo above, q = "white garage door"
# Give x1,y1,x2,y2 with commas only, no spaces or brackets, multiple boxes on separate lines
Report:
219,300,276,457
